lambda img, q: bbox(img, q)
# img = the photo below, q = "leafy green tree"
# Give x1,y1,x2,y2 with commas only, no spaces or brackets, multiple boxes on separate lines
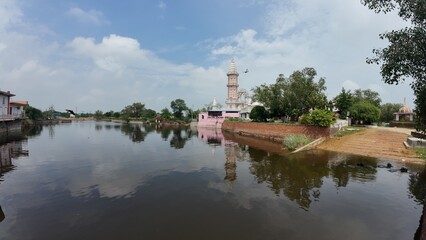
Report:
349,101,381,124
249,106,268,122
94,110,103,120
121,102,145,118
252,68,327,120
380,103,403,122
352,89,382,107
362,0,425,130
104,111,114,118
113,112,121,118
301,109,336,127
362,0,425,94
415,86,426,134
142,109,157,119
24,105,43,120
170,99,188,119
334,88,353,119
161,108,172,120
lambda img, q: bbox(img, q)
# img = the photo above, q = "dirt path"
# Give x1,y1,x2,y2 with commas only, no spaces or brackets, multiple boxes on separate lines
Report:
317,127,424,164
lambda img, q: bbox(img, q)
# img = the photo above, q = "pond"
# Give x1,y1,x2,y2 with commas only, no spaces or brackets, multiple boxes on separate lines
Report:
0,121,425,240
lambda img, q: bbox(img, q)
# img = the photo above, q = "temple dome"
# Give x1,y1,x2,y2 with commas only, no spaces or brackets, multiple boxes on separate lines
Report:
399,105,412,113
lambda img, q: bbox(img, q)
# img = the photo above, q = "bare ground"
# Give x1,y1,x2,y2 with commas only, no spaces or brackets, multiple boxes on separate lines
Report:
317,127,424,164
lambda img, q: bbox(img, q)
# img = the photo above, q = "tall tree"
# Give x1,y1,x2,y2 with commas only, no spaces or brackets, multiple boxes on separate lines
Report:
334,88,353,119
362,0,426,131
160,108,172,120
380,103,403,122
170,99,188,119
350,101,381,125
121,102,145,118
352,89,382,107
283,68,328,119
362,0,425,93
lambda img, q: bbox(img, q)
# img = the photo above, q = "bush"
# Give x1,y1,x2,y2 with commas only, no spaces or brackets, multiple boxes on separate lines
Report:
300,109,335,127
283,134,312,151
349,101,381,124
250,106,268,122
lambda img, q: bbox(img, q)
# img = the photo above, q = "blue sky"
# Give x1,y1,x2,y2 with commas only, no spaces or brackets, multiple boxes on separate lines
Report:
1,0,414,113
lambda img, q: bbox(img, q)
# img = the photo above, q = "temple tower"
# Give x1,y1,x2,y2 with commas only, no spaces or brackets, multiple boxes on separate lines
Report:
226,59,239,108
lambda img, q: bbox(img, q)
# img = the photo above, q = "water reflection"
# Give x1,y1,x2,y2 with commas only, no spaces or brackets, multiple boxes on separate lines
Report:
0,139,28,176
0,205,4,223
120,123,155,142
170,127,193,149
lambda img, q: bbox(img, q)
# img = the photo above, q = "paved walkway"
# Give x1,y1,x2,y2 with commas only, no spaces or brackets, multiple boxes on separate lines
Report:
317,127,424,164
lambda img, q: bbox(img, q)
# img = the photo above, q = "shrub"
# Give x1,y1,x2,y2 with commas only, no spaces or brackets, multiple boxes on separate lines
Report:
250,106,268,122
283,134,312,151
301,109,335,127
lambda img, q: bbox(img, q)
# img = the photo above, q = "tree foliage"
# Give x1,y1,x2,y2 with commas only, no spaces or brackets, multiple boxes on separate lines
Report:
352,89,382,107
252,68,328,120
121,102,146,118
24,105,43,120
161,108,172,120
415,86,426,134
380,103,403,122
362,0,426,93
170,99,188,119
334,88,353,119
349,101,381,124
301,109,336,127
249,106,268,122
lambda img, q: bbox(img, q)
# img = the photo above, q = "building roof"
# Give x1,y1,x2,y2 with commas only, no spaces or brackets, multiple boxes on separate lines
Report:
10,100,29,106
0,90,15,97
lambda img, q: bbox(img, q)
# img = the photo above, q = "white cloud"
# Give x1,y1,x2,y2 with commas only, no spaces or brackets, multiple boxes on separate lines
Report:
159,1,167,9
66,7,109,25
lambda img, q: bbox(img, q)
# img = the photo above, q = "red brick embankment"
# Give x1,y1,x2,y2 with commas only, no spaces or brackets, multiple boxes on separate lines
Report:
222,122,329,142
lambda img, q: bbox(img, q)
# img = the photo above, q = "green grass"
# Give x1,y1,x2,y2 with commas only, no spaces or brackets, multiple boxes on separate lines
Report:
333,126,365,138
283,134,312,151
415,149,426,160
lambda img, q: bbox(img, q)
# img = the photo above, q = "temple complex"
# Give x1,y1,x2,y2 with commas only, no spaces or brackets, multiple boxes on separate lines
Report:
198,59,260,128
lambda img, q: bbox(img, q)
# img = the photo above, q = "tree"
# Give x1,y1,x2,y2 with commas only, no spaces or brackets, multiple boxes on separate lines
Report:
170,99,188,119
121,102,145,118
362,0,426,94
252,68,328,120
160,108,172,120
94,110,103,120
301,109,336,127
142,109,157,119
352,89,382,107
380,103,403,122
334,88,353,119
24,105,43,120
250,106,268,122
415,86,426,134
349,101,381,125
362,0,426,130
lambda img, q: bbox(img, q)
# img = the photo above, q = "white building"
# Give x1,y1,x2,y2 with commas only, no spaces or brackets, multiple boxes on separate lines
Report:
0,90,15,117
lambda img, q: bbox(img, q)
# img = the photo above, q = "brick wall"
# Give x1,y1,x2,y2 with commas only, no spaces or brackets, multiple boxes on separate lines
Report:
222,122,330,142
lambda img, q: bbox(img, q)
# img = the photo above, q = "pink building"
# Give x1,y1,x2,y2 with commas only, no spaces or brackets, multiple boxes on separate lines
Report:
198,109,240,128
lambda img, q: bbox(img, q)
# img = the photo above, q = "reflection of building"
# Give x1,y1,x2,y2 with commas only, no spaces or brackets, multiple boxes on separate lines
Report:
0,140,28,174
197,127,240,189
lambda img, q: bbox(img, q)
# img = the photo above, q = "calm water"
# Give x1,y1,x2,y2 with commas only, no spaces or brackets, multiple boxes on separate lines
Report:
0,121,425,240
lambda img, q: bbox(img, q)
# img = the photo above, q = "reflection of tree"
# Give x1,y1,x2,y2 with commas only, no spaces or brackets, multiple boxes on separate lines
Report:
409,168,426,204
0,205,4,223
47,125,55,139
170,129,188,149
22,124,43,138
120,124,146,143
95,124,103,131
329,155,377,188
248,149,328,210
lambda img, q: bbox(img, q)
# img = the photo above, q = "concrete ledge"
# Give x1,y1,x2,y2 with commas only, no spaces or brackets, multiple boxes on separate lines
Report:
405,137,426,149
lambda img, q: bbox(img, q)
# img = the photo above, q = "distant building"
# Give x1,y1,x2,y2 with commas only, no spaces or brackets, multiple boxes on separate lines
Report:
198,59,261,127
10,100,29,119
0,90,15,117
394,99,415,122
